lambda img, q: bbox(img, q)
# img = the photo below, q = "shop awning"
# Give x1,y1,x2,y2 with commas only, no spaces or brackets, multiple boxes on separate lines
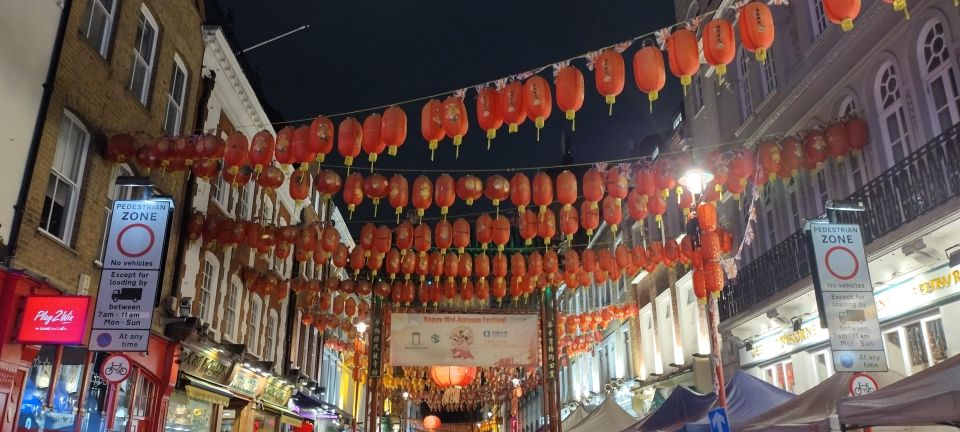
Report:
625,385,716,432
679,370,794,431
262,402,303,426
565,395,637,432
182,376,234,406
560,404,591,431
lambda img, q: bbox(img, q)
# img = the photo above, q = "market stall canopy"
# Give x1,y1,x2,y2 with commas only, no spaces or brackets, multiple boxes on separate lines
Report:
561,404,592,431
566,394,637,432
837,354,960,427
679,370,795,431
626,385,716,432
736,370,907,431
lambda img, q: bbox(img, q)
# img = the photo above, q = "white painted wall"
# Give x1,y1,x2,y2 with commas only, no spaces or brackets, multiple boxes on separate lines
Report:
0,0,63,242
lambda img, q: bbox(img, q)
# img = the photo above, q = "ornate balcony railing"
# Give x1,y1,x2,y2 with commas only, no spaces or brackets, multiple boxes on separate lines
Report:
720,123,960,321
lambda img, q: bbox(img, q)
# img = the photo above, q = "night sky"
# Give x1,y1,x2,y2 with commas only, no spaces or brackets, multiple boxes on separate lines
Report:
207,0,683,237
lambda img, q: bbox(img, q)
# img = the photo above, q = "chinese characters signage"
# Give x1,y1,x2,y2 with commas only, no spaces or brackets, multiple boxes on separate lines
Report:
261,379,293,406
390,313,539,367
17,296,91,345
228,366,267,398
541,291,559,381
179,345,235,385
368,298,384,378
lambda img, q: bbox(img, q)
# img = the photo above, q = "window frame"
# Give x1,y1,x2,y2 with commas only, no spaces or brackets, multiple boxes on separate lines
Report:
223,276,242,341
917,19,960,134
759,47,778,98
265,310,279,361
128,5,159,105
41,111,91,245
82,0,118,57
248,295,263,357
809,0,828,40
737,46,755,121
874,61,913,165
199,254,219,323
163,54,189,135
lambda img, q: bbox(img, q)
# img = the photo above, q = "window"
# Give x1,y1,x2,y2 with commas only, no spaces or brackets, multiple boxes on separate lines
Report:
248,295,263,356
809,0,828,39
265,311,278,361
762,359,795,393
875,62,912,163
164,56,188,135
223,278,241,340
918,19,960,133
812,349,834,383
815,168,829,212
262,196,275,224
236,181,254,219
763,187,776,248
691,74,704,114
82,0,117,57
884,316,949,376
212,173,230,211
787,177,801,231
760,48,778,97
737,47,754,120
41,112,90,244
199,256,218,322
128,6,159,104
98,164,135,262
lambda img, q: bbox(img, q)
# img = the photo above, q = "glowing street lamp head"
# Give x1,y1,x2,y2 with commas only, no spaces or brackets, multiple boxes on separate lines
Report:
355,321,369,334
679,168,714,195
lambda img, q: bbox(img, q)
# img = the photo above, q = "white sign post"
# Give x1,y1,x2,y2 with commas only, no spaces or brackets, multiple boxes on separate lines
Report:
808,223,888,372
90,199,172,352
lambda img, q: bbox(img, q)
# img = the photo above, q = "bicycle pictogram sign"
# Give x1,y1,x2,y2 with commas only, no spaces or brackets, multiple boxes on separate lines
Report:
100,354,132,384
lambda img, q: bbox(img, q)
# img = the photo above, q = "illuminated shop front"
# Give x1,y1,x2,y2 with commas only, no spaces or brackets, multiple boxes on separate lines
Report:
736,262,960,393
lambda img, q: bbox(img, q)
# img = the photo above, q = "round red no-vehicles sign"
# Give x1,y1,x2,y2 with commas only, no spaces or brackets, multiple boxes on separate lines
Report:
825,245,859,280
101,353,132,384
116,223,155,258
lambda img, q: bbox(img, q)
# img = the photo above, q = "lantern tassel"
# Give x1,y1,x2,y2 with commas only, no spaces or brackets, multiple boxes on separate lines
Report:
373,203,378,218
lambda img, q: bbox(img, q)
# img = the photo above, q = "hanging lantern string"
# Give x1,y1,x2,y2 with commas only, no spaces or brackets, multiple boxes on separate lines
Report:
316,134,758,175
176,4,743,135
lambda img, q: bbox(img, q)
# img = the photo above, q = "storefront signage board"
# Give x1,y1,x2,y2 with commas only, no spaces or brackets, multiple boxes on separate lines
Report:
90,199,173,352
390,313,539,367
179,345,235,385
229,366,268,398
261,380,293,406
367,297,384,378
807,223,887,372
17,295,91,344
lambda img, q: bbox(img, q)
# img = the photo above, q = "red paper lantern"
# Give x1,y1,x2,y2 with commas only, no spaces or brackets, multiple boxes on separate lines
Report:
580,200,600,236
484,174,511,209
780,136,804,177
474,253,490,278
388,174,409,220
435,219,453,253
582,168,605,207
475,213,494,250
825,122,850,160
510,173,531,215
343,173,364,218
412,175,433,217
595,49,626,115
556,170,578,210
758,140,782,180
633,46,666,111
421,99,444,159
456,175,483,205
667,29,700,90
434,174,456,215
602,196,623,232
362,113,386,166
501,81,526,133
524,75,552,141
520,210,538,245
492,216,511,251
452,218,470,254
423,414,442,431
803,129,830,167
698,202,718,232
338,117,363,170
396,221,414,251
555,66,585,130
823,0,861,31
289,171,311,203
532,172,554,216
223,132,248,174
248,130,275,174
363,174,389,216
107,133,138,163
559,205,579,241
739,1,776,62
310,115,335,163
537,208,557,245
314,169,342,200
647,194,667,224
382,106,407,156
693,269,707,303
476,88,503,149
703,19,736,78
414,223,431,256
442,96,469,157
846,116,868,153
293,125,315,167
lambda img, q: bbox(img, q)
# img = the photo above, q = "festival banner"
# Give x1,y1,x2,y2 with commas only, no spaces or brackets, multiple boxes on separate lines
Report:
390,313,539,367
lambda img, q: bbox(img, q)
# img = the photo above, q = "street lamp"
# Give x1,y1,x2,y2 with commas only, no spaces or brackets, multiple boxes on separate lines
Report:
678,168,714,195
355,321,368,334
402,391,409,400
510,377,521,387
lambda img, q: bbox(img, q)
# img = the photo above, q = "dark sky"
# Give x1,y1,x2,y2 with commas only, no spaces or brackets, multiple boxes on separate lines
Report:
207,0,682,234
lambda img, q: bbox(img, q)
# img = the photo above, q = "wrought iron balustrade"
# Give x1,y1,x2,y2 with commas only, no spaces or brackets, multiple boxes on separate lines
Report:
720,123,960,321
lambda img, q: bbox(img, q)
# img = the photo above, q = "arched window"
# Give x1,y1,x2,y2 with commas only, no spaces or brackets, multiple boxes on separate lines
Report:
199,253,219,322
875,62,912,164
738,46,754,120
918,19,960,133
839,96,867,191
247,294,262,356
262,196,275,224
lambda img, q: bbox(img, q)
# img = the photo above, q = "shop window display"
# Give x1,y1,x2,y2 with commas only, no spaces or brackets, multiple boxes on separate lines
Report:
762,359,795,393
884,316,949,376
18,346,56,431
164,390,213,432
254,411,278,432
80,353,109,432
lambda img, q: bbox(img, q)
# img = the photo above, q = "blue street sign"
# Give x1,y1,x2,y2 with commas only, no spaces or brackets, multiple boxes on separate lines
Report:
708,407,730,432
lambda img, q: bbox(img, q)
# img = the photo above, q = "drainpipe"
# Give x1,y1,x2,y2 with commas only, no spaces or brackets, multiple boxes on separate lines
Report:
5,0,73,266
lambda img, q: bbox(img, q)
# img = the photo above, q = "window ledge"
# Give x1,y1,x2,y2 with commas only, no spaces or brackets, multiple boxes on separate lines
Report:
36,228,79,255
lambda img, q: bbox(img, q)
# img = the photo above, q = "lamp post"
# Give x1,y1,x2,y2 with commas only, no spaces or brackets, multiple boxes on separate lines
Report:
679,168,728,409
354,322,367,432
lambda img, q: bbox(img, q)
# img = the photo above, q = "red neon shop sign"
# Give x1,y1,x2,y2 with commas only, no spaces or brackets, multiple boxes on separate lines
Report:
17,296,91,344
